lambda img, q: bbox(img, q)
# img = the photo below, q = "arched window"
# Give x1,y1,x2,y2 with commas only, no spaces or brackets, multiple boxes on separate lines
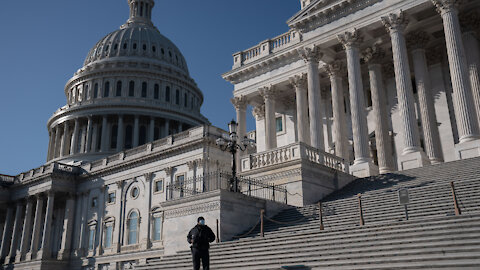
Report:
175,89,180,105
94,83,99,98
165,86,170,102
129,81,135,97
116,81,122,97
110,125,118,149
142,82,147,98
104,81,110,97
125,125,133,149
154,84,159,100
127,211,139,245
139,126,147,145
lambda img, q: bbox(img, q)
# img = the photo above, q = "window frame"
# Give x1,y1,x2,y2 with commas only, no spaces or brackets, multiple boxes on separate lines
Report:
275,114,286,135
154,178,164,194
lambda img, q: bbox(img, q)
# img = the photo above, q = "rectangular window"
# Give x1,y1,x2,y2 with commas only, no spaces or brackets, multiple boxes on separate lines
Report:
142,82,147,98
154,179,164,193
175,90,180,105
88,228,95,251
165,87,171,102
154,84,159,99
176,175,185,197
276,117,283,133
108,192,116,204
104,226,113,248
153,216,162,241
91,197,98,208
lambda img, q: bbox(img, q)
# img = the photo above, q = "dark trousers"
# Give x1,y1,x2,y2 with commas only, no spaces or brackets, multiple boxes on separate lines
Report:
191,247,210,270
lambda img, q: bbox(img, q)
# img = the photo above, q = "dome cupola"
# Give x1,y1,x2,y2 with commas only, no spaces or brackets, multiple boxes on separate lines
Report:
46,0,208,165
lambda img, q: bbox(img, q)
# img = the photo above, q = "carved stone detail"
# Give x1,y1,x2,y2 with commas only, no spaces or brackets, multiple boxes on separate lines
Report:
230,95,248,111
164,167,174,176
337,29,363,49
252,104,265,120
298,46,323,63
431,0,462,15
289,73,307,89
324,60,345,77
381,11,409,33
361,45,386,64
259,85,276,101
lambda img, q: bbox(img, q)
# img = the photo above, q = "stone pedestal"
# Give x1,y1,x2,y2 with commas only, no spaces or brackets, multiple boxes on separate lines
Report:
398,151,431,170
350,161,379,178
455,139,480,160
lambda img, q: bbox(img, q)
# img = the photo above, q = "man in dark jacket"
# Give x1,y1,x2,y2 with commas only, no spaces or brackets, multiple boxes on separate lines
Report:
187,216,216,270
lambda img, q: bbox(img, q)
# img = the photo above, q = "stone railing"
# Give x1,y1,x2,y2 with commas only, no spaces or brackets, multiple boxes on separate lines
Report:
233,30,301,68
14,162,80,183
241,142,349,173
0,174,15,184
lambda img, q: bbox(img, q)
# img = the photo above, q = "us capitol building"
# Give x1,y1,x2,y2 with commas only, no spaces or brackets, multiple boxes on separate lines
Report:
1,0,480,269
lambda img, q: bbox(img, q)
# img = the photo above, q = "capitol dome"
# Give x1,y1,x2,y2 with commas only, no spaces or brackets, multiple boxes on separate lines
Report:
46,0,209,164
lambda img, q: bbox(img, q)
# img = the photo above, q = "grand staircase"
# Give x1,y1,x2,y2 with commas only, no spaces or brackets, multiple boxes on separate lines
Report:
136,157,480,269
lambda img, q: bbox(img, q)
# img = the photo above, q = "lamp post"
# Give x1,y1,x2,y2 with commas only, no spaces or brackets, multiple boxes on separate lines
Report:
216,120,255,192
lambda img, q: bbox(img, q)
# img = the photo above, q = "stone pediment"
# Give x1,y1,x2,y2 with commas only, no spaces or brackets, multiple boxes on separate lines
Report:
287,0,382,33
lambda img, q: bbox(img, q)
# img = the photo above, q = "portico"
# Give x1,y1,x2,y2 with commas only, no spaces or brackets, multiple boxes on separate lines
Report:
223,0,480,178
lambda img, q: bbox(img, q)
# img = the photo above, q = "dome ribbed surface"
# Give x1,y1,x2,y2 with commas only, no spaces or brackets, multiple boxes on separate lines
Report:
83,25,188,73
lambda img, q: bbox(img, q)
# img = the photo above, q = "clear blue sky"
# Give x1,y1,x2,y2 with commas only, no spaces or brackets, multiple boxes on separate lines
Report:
0,0,300,175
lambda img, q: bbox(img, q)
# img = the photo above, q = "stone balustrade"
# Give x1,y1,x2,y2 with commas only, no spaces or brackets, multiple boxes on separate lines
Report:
241,142,349,173
233,30,301,68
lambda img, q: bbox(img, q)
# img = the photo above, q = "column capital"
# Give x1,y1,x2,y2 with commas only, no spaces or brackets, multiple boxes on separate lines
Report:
259,85,277,101
406,31,431,50
459,11,480,33
298,45,323,63
431,0,462,15
230,95,248,111
186,160,197,170
324,60,346,77
289,73,307,89
164,166,174,176
252,104,265,120
361,45,386,65
382,11,409,34
144,172,153,182
337,29,363,49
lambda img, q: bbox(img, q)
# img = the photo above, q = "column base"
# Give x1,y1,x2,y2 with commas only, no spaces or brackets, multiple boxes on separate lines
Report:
350,161,379,178
455,139,480,160
379,167,395,175
25,252,35,261
36,249,50,260
57,249,70,260
3,255,13,264
14,252,22,263
398,150,430,171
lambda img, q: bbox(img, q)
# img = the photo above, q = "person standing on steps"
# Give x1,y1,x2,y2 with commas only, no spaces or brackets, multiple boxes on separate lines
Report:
187,216,216,270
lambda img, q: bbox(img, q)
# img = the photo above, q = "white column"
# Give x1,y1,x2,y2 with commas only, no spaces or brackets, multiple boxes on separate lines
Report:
48,129,56,160
252,104,266,152
260,86,277,150
325,61,349,159
460,12,480,131
77,193,89,256
362,46,396,173
5,203,23,263
60,121,70,157
70,118,80,155
53,125,62,158
407,31,444,164
58,195,76,260
141,173,153,250
16,199,34,262
79,124,87,153
85,116,93,153
231,96,248,172
26,195,44,260
299,46,325,151
91,123,98,152
100,116,108,152
322,89,334,152
149,117,155,142
47,130,53,161
164,119,170,137
133,115,140,147
37,192,54,259
0,206,14,261
338,29,378,177
382,11,430,170
290,74,310,145
117,115,125,152
96,187,106,255
432,0,480,158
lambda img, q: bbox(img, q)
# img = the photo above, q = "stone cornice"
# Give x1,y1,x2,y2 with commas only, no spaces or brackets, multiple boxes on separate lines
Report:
288,0,383,33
